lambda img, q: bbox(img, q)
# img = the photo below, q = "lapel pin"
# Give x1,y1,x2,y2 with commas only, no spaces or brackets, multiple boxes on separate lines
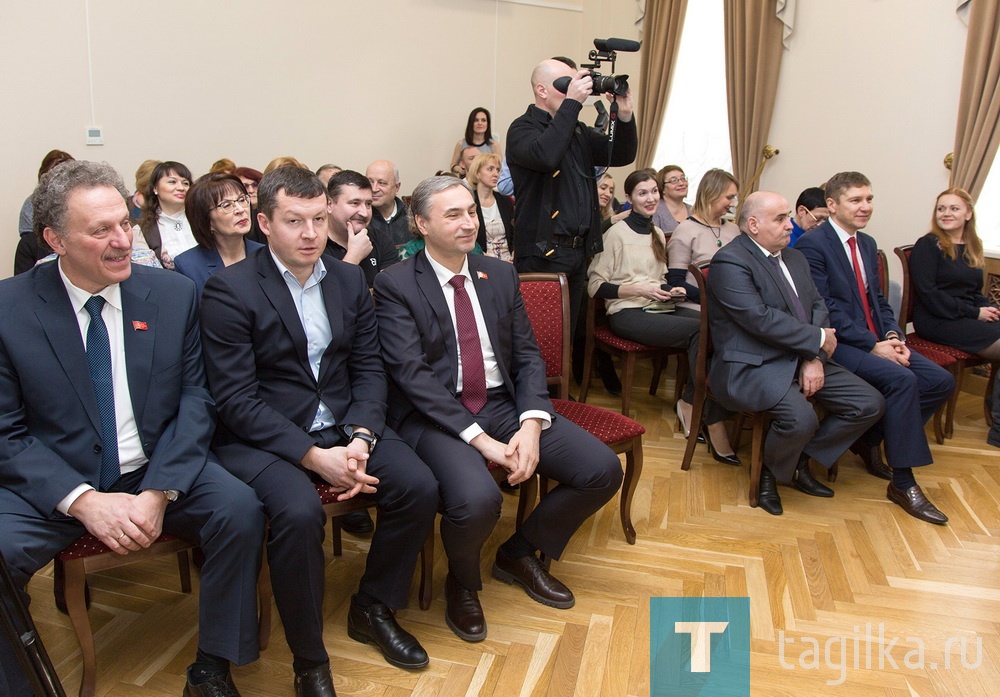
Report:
477,271,488,280
132,320,148,331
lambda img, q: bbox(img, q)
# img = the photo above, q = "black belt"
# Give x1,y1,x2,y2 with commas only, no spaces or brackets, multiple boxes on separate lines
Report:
551,236,587,249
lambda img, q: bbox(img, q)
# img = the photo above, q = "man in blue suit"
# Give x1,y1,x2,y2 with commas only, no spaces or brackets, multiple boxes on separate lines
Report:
796,171,954,524
0,161,264,696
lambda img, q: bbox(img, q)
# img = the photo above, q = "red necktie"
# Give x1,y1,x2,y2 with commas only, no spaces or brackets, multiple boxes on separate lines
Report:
449,275,487,414
847,237,878,336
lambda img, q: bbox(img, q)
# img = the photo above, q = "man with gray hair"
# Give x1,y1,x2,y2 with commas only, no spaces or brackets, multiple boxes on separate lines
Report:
0,161,265,696
374,175,622,644
706,190,884,516
366,160,410,246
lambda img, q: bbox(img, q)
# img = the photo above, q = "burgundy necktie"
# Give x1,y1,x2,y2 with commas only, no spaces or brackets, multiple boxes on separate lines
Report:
449,275,487,414
847,237,878,336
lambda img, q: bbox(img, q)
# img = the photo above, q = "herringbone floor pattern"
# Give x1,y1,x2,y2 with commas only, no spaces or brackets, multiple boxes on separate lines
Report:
29,364,1000,696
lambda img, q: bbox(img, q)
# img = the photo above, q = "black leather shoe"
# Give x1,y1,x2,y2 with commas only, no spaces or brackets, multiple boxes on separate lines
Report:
445,572,487,642
703,426,741,466
850,441,893,480
184,668,242,697
347,596,429,669
339,509,374,535
757,467,783,515
791,455,834,497
294,664,336,697
887,483,949,525
492,547,575,609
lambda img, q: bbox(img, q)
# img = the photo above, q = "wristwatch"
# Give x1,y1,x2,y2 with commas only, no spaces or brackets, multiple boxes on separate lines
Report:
162,490,179,503
350,432,378,454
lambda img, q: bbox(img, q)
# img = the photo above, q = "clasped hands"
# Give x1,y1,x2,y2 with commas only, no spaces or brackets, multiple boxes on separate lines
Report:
68,489,168,556
302,440,379,502
471,419,543,486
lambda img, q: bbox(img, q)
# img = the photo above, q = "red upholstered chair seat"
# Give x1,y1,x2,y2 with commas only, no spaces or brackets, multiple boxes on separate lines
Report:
552,399,646,443
591,326,661,353
57,532,187,561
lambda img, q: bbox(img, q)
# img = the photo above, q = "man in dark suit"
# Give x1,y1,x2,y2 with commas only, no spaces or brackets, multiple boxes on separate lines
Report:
372,176,622,643
707,191,884,516
199,167,437,696
0,161,264,697
796,172,954,524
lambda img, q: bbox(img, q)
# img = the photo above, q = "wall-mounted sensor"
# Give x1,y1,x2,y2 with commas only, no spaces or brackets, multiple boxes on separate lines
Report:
86,127,103,145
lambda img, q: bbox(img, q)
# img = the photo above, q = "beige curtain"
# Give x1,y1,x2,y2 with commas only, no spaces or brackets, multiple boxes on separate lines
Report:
723,0,784,195
635,0,688,169
951,0,1000,198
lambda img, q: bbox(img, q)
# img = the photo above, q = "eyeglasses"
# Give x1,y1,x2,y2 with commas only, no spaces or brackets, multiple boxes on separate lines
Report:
664,176,688,185
215,195,251,213
241,181,259,191
806,209,828,224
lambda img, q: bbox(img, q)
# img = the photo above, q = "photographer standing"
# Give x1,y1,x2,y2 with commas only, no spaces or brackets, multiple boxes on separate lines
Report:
507,58,637,381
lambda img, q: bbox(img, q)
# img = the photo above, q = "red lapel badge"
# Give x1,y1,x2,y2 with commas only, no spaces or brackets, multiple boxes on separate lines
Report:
477,271,488,280
132,320,148,331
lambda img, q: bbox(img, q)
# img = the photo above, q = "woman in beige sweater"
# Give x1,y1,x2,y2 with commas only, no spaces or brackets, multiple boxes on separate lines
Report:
588,169,738,464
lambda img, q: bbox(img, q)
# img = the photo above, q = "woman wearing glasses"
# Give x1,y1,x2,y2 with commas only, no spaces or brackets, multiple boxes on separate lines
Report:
652,165,691,234
174,173,263,296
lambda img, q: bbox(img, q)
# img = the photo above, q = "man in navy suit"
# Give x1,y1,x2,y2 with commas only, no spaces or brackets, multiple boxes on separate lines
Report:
373,176,622,643
0,161,264,697
199,167,438,696
796,171,954,524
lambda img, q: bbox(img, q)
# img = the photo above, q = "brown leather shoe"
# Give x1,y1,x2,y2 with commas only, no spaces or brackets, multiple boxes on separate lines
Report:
184,668,242,697
850,442,893,480
887,483,948,525
445,572,487,642
492,547,574,609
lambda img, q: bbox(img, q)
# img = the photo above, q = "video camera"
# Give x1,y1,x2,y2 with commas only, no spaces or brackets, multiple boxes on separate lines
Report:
552,37,641,97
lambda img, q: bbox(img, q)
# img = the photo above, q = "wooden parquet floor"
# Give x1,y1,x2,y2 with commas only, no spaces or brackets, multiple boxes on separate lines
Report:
29,364,1000,696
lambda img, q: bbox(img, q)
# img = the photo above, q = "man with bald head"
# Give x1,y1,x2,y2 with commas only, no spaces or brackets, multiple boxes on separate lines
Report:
366,160,410,246
706,191,883,516
507,58,638,350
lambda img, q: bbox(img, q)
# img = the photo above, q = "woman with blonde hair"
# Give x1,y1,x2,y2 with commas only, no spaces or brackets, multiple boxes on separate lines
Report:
667,168,740,306
468,153,514,261
911,187,1000,360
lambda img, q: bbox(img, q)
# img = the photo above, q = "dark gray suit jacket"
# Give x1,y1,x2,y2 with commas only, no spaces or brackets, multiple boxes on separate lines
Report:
0,261,213,516
372,251,551,437
199,247,386,482
707,233,831,413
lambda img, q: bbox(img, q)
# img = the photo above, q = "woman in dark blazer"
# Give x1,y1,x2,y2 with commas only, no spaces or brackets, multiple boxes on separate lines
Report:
174,173,263,296
469,153,514,261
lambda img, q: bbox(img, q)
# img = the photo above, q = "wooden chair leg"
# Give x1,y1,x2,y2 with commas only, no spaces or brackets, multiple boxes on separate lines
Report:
619,440,641,544
418,530,434,611
580,342,595,402
748,414,766,508
516,475,539,528
257,543,272,651
176,551,191,593
682,383,707,472
63,559,97,697
620,354,636,416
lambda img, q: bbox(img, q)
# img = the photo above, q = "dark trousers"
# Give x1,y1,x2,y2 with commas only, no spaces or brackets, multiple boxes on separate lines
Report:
401,394,623,591
246,428,437,664
850,350,955,467
764,363,885,482
0,462,265,697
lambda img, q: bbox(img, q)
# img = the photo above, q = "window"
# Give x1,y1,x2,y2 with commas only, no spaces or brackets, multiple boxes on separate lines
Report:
651,0,731,199
975,159,1000,252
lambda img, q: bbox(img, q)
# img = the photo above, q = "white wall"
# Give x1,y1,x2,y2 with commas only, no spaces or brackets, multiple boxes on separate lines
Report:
1,0,641,276
760,0,968,281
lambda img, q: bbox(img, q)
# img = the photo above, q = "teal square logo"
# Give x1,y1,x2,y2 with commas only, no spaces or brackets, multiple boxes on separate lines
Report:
650,597,750,696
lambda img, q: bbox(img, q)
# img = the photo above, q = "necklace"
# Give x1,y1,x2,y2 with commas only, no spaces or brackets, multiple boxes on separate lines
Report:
693,216,723,246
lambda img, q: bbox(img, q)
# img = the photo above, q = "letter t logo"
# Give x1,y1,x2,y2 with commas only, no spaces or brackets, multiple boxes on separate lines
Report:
674,622,729,672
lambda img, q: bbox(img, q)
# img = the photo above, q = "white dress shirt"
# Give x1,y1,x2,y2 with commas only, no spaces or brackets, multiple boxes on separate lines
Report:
57,262,148,514
423,252,551,443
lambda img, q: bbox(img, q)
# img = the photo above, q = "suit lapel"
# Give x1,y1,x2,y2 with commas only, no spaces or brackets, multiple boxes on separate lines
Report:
467,256,504,353
821,224,867,310
739,234,799,318
415,251,460,384
121,274,157,429
34,264,102,433
256,252,310,369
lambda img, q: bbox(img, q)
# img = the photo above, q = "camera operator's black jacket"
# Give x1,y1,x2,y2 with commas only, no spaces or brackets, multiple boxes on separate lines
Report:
507,99,637,259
